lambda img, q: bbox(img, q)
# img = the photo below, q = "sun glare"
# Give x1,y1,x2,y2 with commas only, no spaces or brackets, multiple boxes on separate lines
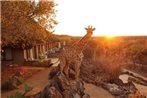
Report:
105,35,115,39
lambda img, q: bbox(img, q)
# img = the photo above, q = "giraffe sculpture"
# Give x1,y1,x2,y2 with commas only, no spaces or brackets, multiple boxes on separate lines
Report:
59,26,95,80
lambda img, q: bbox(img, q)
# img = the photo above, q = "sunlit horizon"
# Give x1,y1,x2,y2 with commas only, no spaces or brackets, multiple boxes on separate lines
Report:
54,0,147,36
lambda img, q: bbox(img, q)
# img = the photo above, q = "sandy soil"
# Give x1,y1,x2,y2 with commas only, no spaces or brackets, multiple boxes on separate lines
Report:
1,67,51,98
120,74,147,97
1,66,44,85
2,58,146,98
84,83,115,98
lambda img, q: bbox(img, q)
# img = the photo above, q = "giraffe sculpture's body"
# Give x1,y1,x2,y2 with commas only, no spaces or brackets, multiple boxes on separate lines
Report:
59,26,95,80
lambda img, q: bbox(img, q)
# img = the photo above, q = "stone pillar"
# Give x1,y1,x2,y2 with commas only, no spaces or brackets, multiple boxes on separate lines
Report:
45,44,47,51
36,45,39,59
48,43,50,49
27,49,30,61
47,44,49,51
58,42,61,49
49,43,51,49
30,48,34,61
63,41,66,46
41,45,43,53
38,45,41,54
43,45,45,53
24,49,27,60
32,46,35,60
50,43,52,49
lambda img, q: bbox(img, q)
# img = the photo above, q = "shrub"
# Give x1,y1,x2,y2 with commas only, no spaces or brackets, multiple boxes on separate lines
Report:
6,84,33,98
16,77,24,85
38,52,47,60
24,84,33,93
7,91,26,98
2,77,15,90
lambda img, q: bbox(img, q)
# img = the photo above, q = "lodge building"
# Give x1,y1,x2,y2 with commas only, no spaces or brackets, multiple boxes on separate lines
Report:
1,41,66,65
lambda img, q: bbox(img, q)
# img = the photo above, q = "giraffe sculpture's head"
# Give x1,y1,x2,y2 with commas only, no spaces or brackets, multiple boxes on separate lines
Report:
85,25,95,35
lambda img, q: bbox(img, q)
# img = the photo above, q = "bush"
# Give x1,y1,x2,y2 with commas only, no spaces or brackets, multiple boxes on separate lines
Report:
6,84,33,98
16,77,24,85
2,77,15,90
24,84,33,93
38,52,47,60
2,76,25,90
7,91,26,98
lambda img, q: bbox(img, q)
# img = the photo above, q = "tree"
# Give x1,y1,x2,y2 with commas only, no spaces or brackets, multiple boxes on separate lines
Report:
1,1,57,48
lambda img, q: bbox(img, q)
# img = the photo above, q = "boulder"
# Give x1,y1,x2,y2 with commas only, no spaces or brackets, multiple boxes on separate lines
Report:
80,59,145,98
31,66,89,98
101,81,138,98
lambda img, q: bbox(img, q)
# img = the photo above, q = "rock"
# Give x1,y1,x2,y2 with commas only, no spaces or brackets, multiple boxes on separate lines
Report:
40,86,62,98
103,83,123,96
83,94,90,98
101,82,139,98
69,68,76,80
32,66,89,98
128,91,147,98
80,59,145,98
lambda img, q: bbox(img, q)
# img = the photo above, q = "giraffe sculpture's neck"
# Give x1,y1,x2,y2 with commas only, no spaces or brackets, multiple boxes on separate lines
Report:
73,32,92,53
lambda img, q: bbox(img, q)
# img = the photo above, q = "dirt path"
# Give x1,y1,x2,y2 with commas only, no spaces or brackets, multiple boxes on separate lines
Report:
84,83,115,98
1,67,50,98
1,58,60,98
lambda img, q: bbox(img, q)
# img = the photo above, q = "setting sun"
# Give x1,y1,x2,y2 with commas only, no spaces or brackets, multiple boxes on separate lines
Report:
105,35,115,39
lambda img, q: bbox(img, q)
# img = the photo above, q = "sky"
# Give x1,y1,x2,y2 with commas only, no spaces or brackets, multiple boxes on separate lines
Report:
54,0,147,36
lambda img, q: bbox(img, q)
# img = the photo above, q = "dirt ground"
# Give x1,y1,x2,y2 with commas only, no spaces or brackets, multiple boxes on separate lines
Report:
2,61,147,98
1,65,44,85
84,83,115,98
119,72,147,97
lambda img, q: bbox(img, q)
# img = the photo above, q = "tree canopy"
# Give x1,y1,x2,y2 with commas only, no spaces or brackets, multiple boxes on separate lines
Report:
1,1,58,48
